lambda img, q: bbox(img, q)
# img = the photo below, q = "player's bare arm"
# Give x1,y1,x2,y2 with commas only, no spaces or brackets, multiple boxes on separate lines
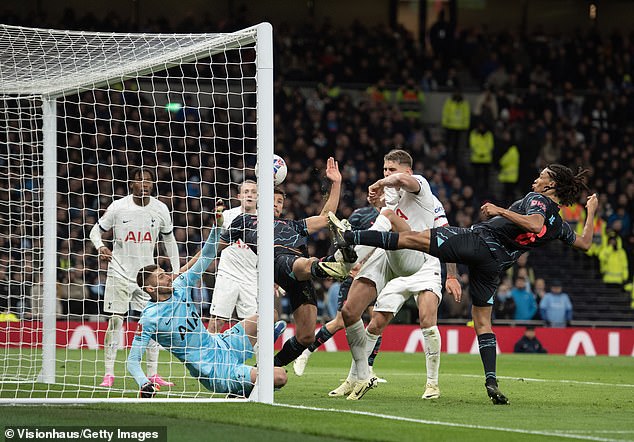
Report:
367,173,420,206
572,193,598,251
445,262,462,303
480,203,545,233
306,157,342,233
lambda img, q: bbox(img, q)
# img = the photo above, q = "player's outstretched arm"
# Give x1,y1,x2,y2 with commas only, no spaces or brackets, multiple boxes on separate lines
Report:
480,202,545,233
572,193,598,251
127,331,151,389
177,227,224,284
368,173,421,206
306,157,342,233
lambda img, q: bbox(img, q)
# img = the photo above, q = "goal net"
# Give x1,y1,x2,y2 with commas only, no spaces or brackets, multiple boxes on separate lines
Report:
0,23,275,402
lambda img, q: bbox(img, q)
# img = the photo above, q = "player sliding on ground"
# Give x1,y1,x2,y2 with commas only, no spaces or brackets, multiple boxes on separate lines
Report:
328,164,598,404
128,227,287,397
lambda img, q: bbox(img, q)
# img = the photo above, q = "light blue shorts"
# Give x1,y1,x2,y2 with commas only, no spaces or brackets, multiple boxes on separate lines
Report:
200,322,255,396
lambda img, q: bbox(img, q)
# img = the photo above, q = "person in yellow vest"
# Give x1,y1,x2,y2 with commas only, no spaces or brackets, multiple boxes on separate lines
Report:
366,78,392,103
442,86,470,164
598,233,629,287
395,78,425,120
469,121,494,194
318,73,341,99
497,130,520,206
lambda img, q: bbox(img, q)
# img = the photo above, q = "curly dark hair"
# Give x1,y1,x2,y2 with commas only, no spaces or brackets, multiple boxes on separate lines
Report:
546,164,590,206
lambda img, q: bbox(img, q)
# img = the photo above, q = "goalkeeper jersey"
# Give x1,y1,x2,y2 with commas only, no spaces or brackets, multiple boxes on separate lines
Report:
128,228,223,388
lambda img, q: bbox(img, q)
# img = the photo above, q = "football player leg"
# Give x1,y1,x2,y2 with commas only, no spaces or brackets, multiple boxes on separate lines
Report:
418,290,442,399
101,314,123,387
273,256,320,367
365,308,393,384
100,276,129,387
341,277,380,400
226,315,288,396
473,304,508,405
294,310,345,376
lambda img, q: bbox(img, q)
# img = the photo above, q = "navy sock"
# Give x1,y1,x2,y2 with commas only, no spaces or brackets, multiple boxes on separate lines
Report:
343,230,399,250
367,335,382,366
477,333,497,384
274,336,307,366
308,325,334,352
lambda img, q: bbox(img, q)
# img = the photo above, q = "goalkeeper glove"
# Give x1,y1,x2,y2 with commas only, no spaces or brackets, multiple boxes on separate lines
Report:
214,199,225,226
139,382,160,398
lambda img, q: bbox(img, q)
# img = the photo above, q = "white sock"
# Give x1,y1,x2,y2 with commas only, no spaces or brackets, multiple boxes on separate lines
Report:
365,329,380,367
346,319,369,380
422,325,441,384
146,339,160,376
345,359,358,382
104,315,123,375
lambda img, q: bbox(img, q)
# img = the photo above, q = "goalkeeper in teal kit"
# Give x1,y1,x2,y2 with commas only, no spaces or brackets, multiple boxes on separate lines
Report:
127,227,288,397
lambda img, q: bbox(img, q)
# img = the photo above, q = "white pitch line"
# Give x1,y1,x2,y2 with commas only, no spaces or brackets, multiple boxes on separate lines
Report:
273,403,624,442
450,373,634,388
302,369,634,388
567,431,634,434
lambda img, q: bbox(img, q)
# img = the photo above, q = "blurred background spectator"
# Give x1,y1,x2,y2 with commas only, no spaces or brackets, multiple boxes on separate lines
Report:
513,326,548,353
540,280,573,327
1,0,633,324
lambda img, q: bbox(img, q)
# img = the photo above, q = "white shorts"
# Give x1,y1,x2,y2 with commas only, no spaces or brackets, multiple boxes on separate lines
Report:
356,248,427,294
104,276,149,314
373,256,443,314
210,272,258,320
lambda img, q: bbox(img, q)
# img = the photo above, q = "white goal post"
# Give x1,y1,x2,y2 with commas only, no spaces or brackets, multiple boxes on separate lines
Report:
0,22,275,403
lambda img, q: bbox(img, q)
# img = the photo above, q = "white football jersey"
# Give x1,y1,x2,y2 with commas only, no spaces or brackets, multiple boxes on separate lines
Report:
384,174,436,231
217,206,258,281
432,195,449,228
97,195,173,282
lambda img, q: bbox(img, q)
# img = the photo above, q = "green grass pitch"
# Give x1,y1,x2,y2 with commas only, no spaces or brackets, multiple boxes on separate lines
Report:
1,351,633,441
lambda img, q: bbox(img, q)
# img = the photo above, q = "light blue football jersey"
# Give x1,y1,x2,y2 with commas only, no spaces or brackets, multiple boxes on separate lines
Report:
127,228,253,394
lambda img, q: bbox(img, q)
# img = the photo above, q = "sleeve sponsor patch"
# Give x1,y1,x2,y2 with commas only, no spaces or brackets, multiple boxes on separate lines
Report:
529,199,547,211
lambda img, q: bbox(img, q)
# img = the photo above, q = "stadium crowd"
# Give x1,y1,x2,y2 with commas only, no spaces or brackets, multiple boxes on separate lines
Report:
1,9,633,324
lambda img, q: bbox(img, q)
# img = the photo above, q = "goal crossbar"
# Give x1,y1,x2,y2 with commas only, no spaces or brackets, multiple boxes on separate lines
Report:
0,24,259,97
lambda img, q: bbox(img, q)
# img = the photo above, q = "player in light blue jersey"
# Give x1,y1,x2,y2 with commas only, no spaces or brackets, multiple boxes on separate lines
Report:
127,227,288,397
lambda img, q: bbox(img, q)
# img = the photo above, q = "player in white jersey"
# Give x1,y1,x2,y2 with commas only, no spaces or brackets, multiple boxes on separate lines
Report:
300,197,461,400
89,168,180,388
208,180,258,333
328,149,461,400
361,195,459,400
